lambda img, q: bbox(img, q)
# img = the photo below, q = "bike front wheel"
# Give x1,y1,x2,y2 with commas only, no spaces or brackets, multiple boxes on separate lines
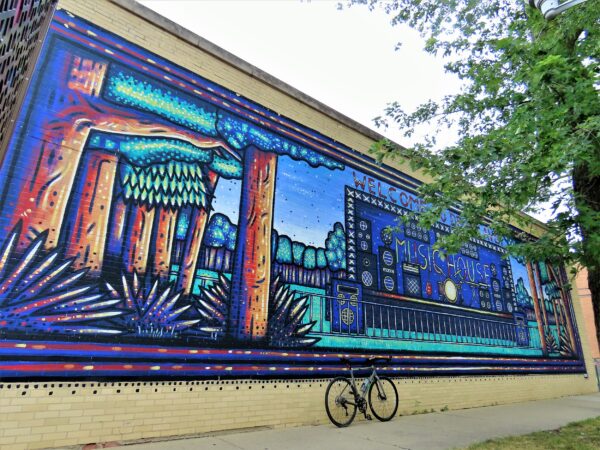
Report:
369,376,398,421
325,377,357,427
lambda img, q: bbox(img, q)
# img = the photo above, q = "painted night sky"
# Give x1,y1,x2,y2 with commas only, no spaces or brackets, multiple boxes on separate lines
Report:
212,155,346,246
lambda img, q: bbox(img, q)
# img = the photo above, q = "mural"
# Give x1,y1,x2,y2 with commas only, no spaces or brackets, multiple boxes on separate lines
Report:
0,9,585,378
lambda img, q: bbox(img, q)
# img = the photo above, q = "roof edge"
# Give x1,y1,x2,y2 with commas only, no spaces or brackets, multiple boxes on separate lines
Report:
108,0,400,150
107,0,548,235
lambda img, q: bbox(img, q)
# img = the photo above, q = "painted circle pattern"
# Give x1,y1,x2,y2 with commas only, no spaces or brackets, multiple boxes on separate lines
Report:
382,250,393,266
384,276,395,291
444,279,458,303
341,308,354,325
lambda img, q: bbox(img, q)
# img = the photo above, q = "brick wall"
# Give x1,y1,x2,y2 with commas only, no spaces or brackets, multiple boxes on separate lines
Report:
0,373,596,449
576,268,600,359
0,0,56,157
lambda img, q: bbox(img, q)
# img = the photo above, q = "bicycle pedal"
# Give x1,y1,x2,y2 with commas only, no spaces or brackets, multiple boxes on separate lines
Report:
365,414,372,421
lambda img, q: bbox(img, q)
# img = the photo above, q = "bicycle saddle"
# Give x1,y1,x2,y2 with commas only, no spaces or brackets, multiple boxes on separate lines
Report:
367,356,392,364
338,356,391,366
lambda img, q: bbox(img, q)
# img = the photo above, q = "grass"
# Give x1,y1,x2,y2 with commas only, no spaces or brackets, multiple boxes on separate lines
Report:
464,416,600,449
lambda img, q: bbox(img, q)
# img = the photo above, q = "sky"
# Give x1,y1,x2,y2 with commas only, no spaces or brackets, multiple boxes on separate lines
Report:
137,0,557,228
211,156,347,246
123,1,539,284
134,0,472,244
138,0,462,148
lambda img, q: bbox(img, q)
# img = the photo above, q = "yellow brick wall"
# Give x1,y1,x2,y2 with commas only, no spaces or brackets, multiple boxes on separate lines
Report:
0,372,596,449
0,1,597,448
576,268,600,359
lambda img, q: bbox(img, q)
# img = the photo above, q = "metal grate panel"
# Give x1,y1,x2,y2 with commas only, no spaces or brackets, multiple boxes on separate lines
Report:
0,0,55,150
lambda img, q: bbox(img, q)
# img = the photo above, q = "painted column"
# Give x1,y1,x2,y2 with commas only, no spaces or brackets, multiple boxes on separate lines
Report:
12,123,89,250
10,55,107,250
548,264,577,353
176,171,218,295
229,146,277,341
532,263,550,328
122,202,155,276
152,206,178,280
104,194,128,268
64,149,117,274
527,262,548,354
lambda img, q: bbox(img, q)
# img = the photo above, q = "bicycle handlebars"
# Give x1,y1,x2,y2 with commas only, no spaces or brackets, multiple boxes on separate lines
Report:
339,356,392,367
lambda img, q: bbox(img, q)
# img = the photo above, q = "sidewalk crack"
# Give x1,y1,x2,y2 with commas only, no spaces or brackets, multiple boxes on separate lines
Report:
216,436,246,449
361,435,412,449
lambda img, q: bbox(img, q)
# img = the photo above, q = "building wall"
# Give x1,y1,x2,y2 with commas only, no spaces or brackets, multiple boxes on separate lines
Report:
0,0,597,448
0,0,56,156
576,268,599,359
0,373,597,450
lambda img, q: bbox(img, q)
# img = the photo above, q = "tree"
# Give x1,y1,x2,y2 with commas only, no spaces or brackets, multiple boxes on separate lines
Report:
345,1,599,344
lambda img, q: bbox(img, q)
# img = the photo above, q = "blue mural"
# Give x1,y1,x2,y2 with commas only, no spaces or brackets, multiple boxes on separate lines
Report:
0,9,584,378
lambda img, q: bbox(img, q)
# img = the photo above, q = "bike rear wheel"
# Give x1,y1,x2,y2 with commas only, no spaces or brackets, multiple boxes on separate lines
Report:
369,376,398,421
325,377,357,427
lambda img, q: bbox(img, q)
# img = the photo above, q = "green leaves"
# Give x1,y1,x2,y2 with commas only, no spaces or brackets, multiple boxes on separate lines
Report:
348,0,599,273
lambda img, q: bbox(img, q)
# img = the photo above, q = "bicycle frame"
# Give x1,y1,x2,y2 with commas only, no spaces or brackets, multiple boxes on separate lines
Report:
348,364,380,399
325,357,398,426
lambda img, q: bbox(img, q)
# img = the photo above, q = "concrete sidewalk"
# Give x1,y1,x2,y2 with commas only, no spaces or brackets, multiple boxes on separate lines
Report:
120,393,600,450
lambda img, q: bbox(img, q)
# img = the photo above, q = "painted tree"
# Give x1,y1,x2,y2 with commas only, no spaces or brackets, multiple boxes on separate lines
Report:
203,213,237,271
175,153,242,293
204,213,237,252
303,246,316,285
276,235,293,265
217,114,344,341
227,226,237,252
317,248,328,270
345,1,599,344
293,242,306,266
303,247,317,269
317,248,327,269
275,234,294,282
326,222,347,272
282,241,306,285
205,213,232,248
515,278,533,308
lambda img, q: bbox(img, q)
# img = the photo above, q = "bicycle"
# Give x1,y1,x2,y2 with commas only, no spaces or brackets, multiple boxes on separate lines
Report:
325,356,399,427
